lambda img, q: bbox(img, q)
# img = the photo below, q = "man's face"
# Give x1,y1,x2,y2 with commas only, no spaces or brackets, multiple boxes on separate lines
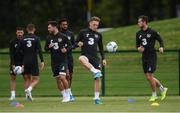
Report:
60,21,68,31
16,30,24,38
89,20,99,31
48,24,55,34
138,18,146,28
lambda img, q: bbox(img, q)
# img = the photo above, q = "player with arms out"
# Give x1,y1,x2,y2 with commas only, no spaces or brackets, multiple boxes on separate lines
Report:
45,21,71,102
19,24,44,101
76,16,106,104
136,15,168,101
9,27,31,100
59,18,75,101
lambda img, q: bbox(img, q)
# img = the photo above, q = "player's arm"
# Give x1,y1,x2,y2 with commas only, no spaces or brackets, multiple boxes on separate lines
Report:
98,34,106,66
154,31,164,53
17,39,24,64
136,33,144,53
37,37,44,69
61,36,72,53
75,30,84,48
9,40,15,68
44,37,51,51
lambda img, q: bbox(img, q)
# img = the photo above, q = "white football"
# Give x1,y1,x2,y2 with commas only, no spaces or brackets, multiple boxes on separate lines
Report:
106,41,118,52
13,66,23,75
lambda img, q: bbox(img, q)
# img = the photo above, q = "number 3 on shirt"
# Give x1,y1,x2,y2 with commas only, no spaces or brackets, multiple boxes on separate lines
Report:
26,40,32,47
88,38,94,45
142,38,147,46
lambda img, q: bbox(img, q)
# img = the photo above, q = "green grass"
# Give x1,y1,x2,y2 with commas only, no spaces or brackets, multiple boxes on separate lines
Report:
0,96,180,112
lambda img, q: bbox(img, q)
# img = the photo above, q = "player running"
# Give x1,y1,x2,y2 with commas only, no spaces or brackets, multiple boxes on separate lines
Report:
19,24,44,101
59,18,75,101
136,15,168,102
45,21,71,102
76,16,106,104
9,27,31,100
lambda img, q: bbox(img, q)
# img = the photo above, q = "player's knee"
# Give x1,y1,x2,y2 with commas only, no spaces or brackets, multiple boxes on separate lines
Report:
79,56,88,62
11,75,16,80
146,73,153,81
66,74,70,80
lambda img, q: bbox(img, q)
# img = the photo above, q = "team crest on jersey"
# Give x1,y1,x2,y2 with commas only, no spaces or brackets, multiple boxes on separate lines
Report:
58,38,62,42
14,44,18,48
94,34,98,38
139,35,142,39
147,34,151,38
67,36,71,40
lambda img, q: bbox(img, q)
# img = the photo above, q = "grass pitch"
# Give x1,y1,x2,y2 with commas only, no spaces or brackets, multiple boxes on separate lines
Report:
0,96,180,112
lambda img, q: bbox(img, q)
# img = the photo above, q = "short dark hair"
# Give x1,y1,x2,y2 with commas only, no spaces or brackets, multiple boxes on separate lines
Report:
138,15,148,23
27,24,35,31
16,27,24,31
59,18,68,24
90,16,101,22
48,21,58,27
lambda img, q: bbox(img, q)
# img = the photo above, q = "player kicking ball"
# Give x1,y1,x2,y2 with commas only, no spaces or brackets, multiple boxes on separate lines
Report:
136,15,168,102
76,16,106,104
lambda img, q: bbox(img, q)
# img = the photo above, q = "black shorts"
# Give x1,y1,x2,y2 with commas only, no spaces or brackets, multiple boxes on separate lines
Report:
10,64,24,75
142,54,157,73
67,56,74,73
52,63,67,77
24,63,39,76
83,54,101,69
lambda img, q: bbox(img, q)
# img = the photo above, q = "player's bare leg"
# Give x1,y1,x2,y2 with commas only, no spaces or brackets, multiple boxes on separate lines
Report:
23,75,31,100
25,75,39,101
145,73,158,101
59,75,70,102
79,56,102,78
9,75,16,100
66,70,71,86
94,78,102,104
66,70,74,101
23,75,31,89
29,76,39,88
79,56,94,70
153,77,168,100
56,76,68,102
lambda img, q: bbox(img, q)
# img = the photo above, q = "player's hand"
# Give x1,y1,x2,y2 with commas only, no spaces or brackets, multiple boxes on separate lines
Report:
137,46,144,53
61,48,67,53
49,43,54,48
40,62,44,70
159,47,164,53
21,65,24,72
102,59,107,66
78,41,83,47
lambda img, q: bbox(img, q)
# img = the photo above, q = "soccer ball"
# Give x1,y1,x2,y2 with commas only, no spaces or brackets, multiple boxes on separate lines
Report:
13,66,23,75
106,41,118,52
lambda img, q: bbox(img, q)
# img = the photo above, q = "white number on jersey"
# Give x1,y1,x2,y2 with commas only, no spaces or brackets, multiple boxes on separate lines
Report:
88,38,94,45
53,43,59,50
26,40,32,47
142,38,147,46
